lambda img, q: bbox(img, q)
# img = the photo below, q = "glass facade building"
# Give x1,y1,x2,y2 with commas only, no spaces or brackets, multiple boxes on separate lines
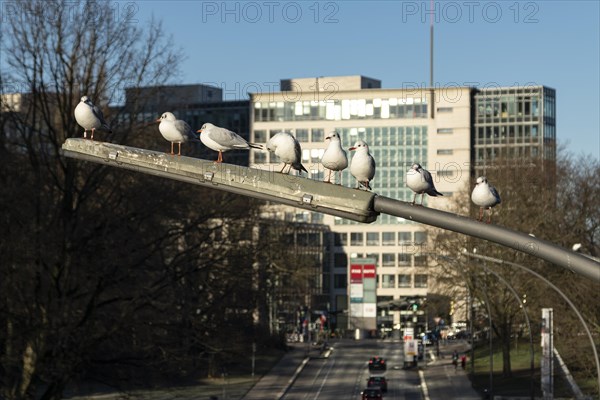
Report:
473,86,556,175
250,76,475,334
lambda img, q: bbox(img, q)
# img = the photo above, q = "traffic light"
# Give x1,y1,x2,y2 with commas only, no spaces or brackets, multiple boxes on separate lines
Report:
411,303,418,312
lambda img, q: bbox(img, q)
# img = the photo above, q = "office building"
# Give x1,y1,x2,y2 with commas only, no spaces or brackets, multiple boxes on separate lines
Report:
249,76,556,335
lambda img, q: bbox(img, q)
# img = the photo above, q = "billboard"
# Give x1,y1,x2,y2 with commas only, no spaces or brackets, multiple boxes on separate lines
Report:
349,258,377,331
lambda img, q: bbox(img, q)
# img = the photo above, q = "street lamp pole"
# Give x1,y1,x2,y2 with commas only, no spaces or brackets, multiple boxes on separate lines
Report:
61,139,600,282
462,251,600,397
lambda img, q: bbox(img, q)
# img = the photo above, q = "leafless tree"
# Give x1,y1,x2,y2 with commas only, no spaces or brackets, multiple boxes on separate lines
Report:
0,1,191,398
429,153,599,395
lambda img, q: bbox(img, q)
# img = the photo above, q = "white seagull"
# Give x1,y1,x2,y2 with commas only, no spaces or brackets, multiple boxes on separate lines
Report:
406,163,443,205
471,176,501,223
156,112,198,156
197,123,261,163
74,96,111,140
349,140,376,190
321,131,348,184
265,132,308,174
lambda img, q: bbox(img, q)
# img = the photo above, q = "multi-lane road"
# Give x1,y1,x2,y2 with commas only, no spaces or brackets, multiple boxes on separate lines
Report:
282,339,423,400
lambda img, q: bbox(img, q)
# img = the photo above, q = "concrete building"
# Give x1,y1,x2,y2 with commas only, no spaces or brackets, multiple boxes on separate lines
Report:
249,75,556,336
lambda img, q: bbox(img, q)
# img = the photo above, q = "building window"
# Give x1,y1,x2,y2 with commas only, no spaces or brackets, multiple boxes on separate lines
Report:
334,253,347,268
350,232,364,246
398,232,412,244
414,232,428,244
366,253,379,264
334,232,347,246
398,274,412,288
414,274,428,288
382,253,395,267
437,128,453,134
312,128,325,142
437,149,454,155
296,128,309,142
254,129,268,143
414,254,428,266
398,253,411,266
381,274,395,288
366,232,380,246
253,152,267,163
382,232,395,245
437,107,453,113
334,274,347,289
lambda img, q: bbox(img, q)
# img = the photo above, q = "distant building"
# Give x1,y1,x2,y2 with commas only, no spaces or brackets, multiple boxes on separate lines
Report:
118,84,251,165
473,86,556,178
249,75,556,336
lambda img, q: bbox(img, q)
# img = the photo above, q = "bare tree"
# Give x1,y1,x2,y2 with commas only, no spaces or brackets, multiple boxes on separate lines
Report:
430,153,599,394
0,1,185,398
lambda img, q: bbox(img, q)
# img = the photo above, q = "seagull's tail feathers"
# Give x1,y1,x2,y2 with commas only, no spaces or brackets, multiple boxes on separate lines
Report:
294,163,308,174
102,123,112,133
428,189,444,197
248,143,263,150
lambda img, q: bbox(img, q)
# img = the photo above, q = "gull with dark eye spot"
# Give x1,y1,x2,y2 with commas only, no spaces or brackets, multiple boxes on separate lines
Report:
471,176,501,223
406,163,443,205
348,140,376,190
321,131,348,184
197,123,262,163
74,96,112,140
156,112,199,156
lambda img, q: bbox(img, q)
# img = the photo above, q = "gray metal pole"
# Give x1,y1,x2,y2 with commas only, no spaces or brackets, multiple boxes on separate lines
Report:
464,251,600,396
373,196,600,282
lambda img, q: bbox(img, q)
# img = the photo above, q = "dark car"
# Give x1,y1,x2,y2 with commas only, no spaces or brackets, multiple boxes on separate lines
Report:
368,356,386,371
361,387,383,399
367,376,388,392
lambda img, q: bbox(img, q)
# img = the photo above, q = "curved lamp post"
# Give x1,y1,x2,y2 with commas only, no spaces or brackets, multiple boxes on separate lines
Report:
441,255,535,399
462,250,600,397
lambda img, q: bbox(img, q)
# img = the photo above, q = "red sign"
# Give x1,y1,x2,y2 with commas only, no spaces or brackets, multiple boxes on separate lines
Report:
363,264,376,278
350,266,363,283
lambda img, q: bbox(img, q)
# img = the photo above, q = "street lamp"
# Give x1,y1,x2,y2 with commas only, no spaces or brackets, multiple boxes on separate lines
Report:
462,250,600,398
61,138,600,282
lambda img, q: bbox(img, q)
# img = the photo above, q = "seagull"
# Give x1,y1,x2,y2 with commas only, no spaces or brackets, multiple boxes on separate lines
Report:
349,140,376,190
265,132,308,174
74,96,112,140
156,112,198,156
321,131,348,184
471,176,501,223
406,163,443,205
197,123,261,163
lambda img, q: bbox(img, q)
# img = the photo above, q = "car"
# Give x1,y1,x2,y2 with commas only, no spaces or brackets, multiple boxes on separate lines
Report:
368,356,387,371
361,387,383,399
367,376,388,392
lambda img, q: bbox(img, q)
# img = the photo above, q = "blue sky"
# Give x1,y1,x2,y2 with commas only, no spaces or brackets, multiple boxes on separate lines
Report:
133,0,599,159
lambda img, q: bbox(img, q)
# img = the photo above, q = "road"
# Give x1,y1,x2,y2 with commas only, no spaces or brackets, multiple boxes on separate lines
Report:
282,340,422,400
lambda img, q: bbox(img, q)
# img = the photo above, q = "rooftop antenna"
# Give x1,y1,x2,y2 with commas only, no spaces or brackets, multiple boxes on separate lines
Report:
429,0,435,118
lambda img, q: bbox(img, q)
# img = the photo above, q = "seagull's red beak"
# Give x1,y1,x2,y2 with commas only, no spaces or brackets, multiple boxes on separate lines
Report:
196,129,202,134
155,118,161,123
349,147,356,151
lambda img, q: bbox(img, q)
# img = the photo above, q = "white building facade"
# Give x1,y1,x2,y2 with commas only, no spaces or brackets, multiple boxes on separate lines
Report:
249,76,473,334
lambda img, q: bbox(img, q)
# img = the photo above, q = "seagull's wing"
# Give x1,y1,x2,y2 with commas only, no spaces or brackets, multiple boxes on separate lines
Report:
490,185,501,203
175,119,197,140
421,168,434,185
91,103,109,126
293,138,302,163
213,126,249,148
369,155,376,179
90,102,111,132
